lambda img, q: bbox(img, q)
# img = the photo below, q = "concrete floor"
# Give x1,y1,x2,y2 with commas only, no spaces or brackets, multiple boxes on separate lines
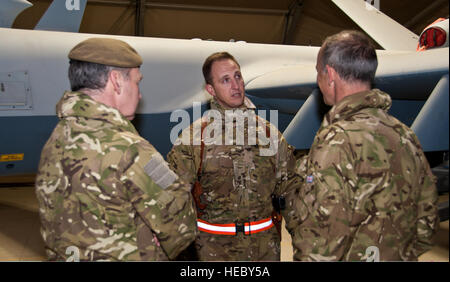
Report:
0,186,448,262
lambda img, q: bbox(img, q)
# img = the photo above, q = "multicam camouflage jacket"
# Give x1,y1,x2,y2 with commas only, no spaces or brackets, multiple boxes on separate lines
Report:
293,89,439,261
167,97,301,261
35,91,197,261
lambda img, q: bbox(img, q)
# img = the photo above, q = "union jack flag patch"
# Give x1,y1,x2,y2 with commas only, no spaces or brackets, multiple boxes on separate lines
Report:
306,175,314,183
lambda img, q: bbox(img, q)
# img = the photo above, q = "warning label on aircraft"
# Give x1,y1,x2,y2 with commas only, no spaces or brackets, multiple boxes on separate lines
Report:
0,154,24,162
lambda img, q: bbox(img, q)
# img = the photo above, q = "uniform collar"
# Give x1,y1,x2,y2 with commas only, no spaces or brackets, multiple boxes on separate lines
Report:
209,96,256,114
56,91,137,131
323,89,392,127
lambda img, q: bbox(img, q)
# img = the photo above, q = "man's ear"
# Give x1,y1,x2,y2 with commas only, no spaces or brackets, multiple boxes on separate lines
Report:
205,83,216,97
325,65,337,85
109,70,122,94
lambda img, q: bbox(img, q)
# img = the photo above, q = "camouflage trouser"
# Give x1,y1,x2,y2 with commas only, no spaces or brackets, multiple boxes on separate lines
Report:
194,228,280,261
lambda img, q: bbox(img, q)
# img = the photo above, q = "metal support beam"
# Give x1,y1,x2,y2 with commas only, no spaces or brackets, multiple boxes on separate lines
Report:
404,0,448,31
282,0,303,45
87,0,131,6
144,2,287,15
135,0,146,36
106,0,134,34
88,1,288,15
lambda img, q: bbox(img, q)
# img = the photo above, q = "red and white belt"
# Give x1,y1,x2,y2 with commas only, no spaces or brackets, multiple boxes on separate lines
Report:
197,218,274,235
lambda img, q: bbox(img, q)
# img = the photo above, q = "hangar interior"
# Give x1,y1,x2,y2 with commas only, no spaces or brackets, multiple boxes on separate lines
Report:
13,0,450,46
1,0,449,261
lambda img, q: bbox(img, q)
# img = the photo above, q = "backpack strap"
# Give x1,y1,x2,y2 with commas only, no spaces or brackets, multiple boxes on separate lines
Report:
197,121,208,180
192,121,208,214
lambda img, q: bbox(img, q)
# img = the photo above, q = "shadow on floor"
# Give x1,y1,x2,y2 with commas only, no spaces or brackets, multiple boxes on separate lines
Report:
0,202,46,261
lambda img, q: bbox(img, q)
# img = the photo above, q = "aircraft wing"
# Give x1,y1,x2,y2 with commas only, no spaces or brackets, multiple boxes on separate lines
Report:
332,0,419,50
246,48,449,102
247,47,449,150
246,65,317,100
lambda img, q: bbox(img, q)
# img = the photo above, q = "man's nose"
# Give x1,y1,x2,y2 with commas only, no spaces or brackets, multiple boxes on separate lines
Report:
231,78,240,89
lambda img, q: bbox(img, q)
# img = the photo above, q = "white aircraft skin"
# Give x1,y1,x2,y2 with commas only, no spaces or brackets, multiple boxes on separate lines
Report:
0,0,448,176
1,27,446,114
332,0,419,50
0,27,322,175
0,27,321,116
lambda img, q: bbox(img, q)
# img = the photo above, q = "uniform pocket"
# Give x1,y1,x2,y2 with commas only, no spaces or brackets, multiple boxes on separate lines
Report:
202,147,234,176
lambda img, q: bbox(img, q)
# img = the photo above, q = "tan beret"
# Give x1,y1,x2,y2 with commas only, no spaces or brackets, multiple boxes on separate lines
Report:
68,37,143,68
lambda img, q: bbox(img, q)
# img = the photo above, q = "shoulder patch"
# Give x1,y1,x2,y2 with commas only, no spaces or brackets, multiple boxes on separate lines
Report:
144,153,178,189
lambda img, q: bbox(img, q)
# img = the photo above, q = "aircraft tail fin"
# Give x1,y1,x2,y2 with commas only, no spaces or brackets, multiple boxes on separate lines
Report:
332,0,418,50
34,0,87,32
0,0,33,28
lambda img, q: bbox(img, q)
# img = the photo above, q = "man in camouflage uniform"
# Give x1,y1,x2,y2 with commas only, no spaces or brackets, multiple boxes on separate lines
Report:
293,31,439,261
35,38,197,261
167,52,301,261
